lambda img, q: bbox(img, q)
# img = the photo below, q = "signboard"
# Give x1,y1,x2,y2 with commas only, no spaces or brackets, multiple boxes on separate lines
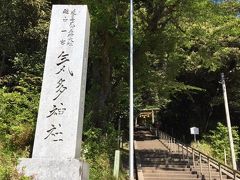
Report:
190,127,199,135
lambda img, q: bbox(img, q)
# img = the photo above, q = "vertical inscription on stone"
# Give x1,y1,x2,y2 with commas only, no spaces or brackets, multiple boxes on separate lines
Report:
32,5,90,159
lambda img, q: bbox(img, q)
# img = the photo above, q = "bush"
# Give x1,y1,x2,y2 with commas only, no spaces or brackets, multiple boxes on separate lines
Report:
0,89,38,150
191,141,213,157
81,126,118,180
193,122,240,167
0,88,38,179
0,143,30,180
205,122,240,165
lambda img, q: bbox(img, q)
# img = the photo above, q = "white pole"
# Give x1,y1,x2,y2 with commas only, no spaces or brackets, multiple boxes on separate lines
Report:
221,73,237,170
129,0,134,179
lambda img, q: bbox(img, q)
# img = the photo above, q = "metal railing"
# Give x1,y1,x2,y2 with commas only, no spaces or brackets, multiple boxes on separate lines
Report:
157,130,240,180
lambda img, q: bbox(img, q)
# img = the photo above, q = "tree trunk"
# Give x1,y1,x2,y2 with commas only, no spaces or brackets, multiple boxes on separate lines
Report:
0,51,6,77
91,32,112,129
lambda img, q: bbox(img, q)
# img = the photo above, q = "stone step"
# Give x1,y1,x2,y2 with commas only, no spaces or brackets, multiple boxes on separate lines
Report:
140,162,191,166
191,167,218,172
142,157,190,161
137,150,168,152
143,173,229,180
143,177,200,180
143,178,229,180
139,155,193,160
139,152,193,157
143,172,197,177
140,163,190,168
144,176,199,179
138,151,169,154
142,169,193,173
138,153,192,160
141,157,190,161
138,155,169,158
192,170,219,175
191,169,231,179
141,166,191,171
140,162,190,166
200,174,228,179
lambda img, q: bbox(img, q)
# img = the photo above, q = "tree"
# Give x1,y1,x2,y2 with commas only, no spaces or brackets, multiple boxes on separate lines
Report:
157,0,240,139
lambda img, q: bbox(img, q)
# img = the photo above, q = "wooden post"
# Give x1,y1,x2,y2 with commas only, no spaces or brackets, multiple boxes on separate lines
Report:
182,145,185,161
113,150,121,179
135,116,138,127
173,138,175,152
234,171,236,180
219,164,222,180
192,149,195,168
200,154,202,176
208,157,212,180
118,118,121,149
170,137,172,152
151,110,155,124
224,148,227,165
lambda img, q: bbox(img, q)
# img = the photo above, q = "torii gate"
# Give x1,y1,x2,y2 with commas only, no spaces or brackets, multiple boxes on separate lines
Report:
135,108,160,127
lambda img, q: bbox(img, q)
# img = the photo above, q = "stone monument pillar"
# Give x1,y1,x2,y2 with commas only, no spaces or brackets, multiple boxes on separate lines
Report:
17,5,90,180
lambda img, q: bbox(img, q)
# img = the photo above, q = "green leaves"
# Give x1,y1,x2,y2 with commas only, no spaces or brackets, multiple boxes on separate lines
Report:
0,87,38,179
205,122,240,165
0,89,38,150
81,126,118,179
0,0,49,56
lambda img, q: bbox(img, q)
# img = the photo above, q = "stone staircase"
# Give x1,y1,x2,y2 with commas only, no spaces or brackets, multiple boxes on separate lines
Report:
134,127,239,180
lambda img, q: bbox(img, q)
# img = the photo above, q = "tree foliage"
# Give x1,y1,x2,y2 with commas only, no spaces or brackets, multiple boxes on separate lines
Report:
206,122,240,164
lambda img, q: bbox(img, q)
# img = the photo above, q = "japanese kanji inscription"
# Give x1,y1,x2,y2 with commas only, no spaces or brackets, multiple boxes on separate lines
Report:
31,5,90,159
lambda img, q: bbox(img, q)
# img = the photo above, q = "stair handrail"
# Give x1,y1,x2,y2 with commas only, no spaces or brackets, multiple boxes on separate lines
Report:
180,143,240,180
157,130,240,180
